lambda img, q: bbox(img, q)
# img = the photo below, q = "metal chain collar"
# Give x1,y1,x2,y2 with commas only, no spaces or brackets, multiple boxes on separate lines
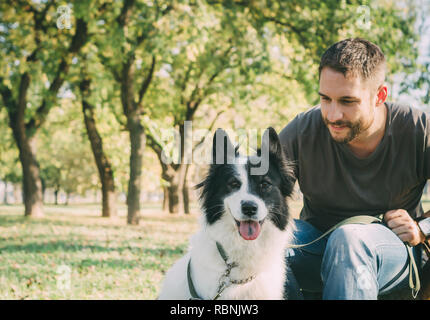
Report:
187,241,257,300
212,257,256,300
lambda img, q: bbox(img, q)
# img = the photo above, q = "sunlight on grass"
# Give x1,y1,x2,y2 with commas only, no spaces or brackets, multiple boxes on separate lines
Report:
0,199,428,299
0,204,200,300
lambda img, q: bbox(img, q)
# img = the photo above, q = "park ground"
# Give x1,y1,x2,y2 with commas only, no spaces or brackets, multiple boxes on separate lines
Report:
0,199,429,299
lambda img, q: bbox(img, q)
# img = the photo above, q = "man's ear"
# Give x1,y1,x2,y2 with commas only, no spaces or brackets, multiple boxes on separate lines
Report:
212,128,236,165
376,84,388,106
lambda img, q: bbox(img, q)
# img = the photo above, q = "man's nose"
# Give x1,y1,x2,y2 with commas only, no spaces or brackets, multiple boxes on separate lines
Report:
326,103,343,123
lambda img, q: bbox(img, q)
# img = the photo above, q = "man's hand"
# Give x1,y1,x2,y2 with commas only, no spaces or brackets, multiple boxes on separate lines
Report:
384,209,425,246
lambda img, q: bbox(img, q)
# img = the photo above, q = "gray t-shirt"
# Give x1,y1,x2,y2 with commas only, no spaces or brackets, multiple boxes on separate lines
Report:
279,102,430,232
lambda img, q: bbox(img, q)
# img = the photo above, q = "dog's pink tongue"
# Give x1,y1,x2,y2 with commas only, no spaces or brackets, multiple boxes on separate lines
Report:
239,221,261,240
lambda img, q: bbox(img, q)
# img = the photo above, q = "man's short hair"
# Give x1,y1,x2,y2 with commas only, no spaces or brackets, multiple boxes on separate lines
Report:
319,38,386,88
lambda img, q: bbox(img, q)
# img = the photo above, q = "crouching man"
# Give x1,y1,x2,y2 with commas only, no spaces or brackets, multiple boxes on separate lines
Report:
280,38,430,300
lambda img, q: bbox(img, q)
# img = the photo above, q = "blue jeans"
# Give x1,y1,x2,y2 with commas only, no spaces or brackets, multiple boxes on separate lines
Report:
285,219,421,300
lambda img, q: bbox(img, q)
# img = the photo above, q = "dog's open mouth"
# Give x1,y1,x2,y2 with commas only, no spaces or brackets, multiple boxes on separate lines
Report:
235,219,265,240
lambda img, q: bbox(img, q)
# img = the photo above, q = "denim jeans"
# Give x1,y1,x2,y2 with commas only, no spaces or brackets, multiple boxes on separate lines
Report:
285,219,421,300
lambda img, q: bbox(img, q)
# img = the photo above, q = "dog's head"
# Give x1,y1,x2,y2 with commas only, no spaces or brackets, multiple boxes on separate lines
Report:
197,127,295,241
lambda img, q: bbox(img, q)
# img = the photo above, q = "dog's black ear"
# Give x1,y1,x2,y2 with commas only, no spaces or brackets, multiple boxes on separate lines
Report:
260,127,283,161
261,127,295,196
212,128,236,165
267,127,283,160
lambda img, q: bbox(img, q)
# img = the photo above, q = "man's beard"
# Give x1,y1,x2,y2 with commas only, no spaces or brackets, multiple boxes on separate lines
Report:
322,117,364,144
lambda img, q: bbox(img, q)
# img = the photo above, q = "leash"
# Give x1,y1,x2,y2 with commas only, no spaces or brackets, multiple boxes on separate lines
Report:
286,214,421,298
187,242,256,300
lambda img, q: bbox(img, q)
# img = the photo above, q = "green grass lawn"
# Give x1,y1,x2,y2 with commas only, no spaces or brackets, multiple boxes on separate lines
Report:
0,203,200,300
0,198,428,299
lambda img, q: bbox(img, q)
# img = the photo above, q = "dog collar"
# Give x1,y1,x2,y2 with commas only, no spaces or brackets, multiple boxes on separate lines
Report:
187,241,256,300
187,259,203,300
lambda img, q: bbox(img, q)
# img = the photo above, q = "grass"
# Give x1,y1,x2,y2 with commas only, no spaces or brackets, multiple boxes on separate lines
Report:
0,203,200,300
0,197,428,300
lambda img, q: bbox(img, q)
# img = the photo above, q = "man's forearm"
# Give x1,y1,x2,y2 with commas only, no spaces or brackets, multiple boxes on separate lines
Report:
424,210,430,218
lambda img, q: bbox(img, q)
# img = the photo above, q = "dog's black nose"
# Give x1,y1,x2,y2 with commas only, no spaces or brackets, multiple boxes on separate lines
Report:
241,200,258,217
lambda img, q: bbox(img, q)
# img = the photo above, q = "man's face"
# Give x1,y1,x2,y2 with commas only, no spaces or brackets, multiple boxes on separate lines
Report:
319,67,376,144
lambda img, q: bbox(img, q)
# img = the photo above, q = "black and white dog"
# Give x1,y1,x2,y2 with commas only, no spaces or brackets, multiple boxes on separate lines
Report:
158,127,295,300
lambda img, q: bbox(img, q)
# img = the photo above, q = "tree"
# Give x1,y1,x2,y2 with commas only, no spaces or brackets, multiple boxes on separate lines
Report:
395,0,430,109
95,0,176,224
37,96,99,205
137,0,421,214
144,2,273,213
208,0,420,104
0,1,89,216
78,55,117,217
40,164,61,204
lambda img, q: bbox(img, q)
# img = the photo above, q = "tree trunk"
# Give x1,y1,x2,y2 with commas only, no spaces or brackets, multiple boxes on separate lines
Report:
54,189,59,205
162,186,168,212
41,177,46,203
81,77,117,218
183,182,190,214
3,181,8,205
126,115,145,225
182,164,191,214
10,123,43,217
163,164,190,214
161,166,179,214
167,182,180,214
0,15,88,217
118,54,147,225
166,181,189,214
101,184,117,218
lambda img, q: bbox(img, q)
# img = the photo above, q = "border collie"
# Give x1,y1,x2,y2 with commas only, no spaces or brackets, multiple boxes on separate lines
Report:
158,127,295,300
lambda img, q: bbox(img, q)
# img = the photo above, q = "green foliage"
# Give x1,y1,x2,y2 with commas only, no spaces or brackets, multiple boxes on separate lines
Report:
37,98,99,196
0,0,424,203
0,1,87,123
209,0,420,104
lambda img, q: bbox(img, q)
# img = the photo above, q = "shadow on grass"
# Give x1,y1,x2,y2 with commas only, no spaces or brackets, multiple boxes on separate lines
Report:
0,213,195,232
73,257,173,270
0,239,186,256
0,214,120,229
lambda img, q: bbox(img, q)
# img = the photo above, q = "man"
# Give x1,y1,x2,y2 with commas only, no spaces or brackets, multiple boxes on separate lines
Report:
279,38,430,300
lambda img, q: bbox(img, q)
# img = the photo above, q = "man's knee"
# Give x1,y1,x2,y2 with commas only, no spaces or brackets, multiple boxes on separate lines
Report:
321,225,379,298
322,224,376,269
326,224,374,251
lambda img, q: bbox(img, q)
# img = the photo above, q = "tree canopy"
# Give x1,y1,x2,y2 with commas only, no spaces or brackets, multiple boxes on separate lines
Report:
0,0,427,220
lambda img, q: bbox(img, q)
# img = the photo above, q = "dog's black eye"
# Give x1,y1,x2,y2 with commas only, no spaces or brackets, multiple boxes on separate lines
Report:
260,180,272,191
228,179,241,190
